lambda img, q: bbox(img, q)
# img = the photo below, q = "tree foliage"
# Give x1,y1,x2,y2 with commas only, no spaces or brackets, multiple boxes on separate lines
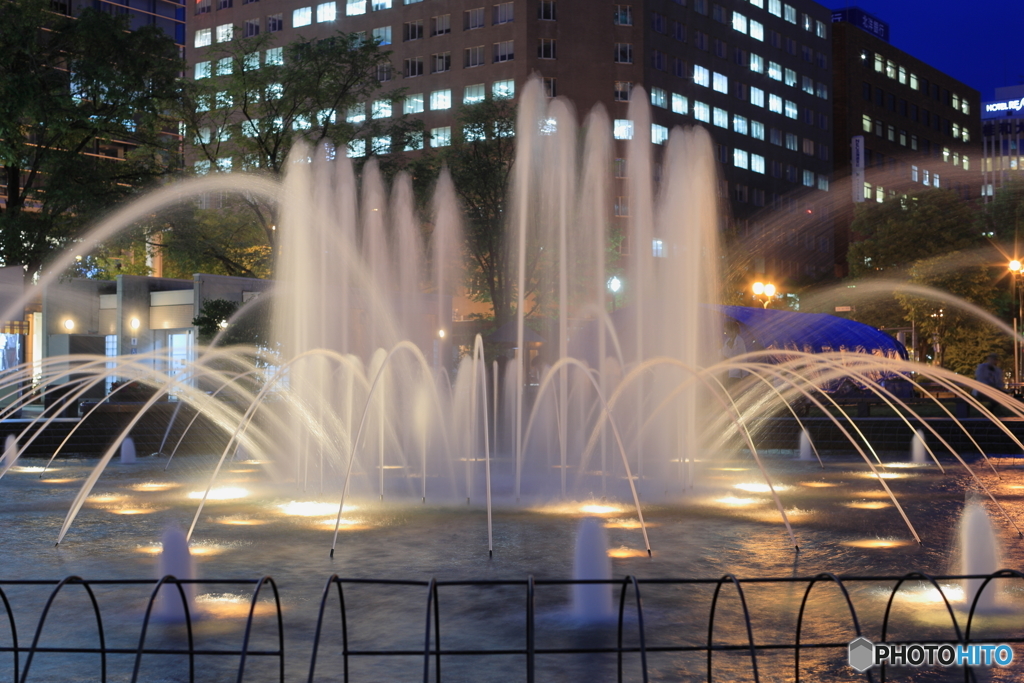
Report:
173,30,420,257
411,97,522,327
193,297,272,347
847,190,981,277
0,1,182,281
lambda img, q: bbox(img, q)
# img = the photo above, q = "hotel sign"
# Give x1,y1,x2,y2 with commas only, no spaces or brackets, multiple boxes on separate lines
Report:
983,98,1024,119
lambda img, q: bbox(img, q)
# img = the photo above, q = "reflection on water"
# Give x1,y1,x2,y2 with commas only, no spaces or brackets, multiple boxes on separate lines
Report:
3,455,1023,682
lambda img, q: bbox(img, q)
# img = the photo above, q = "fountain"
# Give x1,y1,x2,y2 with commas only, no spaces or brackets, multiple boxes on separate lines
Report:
0,76,1022,680
961,501,1002,614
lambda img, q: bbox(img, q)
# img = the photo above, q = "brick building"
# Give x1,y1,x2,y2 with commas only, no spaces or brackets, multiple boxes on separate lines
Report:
188,0,837,284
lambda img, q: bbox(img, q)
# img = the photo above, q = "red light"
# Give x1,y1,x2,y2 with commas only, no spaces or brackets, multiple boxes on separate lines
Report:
806,209,813,214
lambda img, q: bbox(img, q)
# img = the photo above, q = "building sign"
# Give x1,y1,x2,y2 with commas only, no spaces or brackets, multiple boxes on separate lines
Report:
831,8,889,43
851,136,865,203
982,98,1024,120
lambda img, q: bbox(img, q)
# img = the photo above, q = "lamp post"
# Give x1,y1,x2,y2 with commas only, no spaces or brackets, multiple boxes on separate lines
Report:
607,275,622,312
1010,260,1022,386
752,281,777,309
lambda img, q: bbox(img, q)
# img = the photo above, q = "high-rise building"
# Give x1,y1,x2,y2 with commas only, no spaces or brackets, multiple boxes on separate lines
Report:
188,0,836,282
59,0,186,50
980,85,1024,200
830,8,980,275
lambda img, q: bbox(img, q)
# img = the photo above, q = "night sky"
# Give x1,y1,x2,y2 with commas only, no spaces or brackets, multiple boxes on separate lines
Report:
829,1,1024,101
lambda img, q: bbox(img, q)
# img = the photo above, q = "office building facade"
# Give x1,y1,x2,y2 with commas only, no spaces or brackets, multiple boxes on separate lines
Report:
188,0,836,282
831,8,980,274
980,85,1024,200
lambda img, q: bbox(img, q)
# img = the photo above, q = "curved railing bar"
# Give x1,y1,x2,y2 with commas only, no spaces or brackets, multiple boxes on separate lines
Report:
630,576,649,683
236,576,283,683
793,573,862,683
526,575,535,683
879,572,964,683
19,577,106,683
707,574,760,683
422,578,439,683
616,577,628,683
307,575,348,683
131,575,195,683
0,586,18,683
964,569,1024,643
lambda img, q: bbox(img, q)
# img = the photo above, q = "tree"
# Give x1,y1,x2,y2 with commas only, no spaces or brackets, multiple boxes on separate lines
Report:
847,190,981,277
894,252,1002,368
193,297,272,347
411,97,523,328
0,1,182,282
173,30,420,254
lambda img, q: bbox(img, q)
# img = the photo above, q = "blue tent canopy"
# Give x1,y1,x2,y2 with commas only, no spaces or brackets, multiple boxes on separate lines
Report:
717,305,908,360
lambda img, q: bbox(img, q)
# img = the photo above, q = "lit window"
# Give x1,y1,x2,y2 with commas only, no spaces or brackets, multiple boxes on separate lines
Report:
431,126,451,147
910,73,919,90
372,26,391,44
783,4,796,23
613,119,633,140
194,28,212,47
803,170,814,187
492,79,514,99
750,54,764,73
751,154,765,173
266,47,284,65
317,1,337,21
749,20,763,41
784,68,796,87
372,99,392,119
347,103,366,123
216,24,232,42
750,87,764,107
371,136,390,155
348,139,366,157
713,107,728,128
195,61,211,79
886,60,896,79
816,83,828,99
266,83,283,99
671,93,688,114
815,20,826,38
694,101,710,123
404,132,423,151
217,157,232,172
293,7,312,26
784,100,797,119
215,91,232,108
874,53,883,72
750,121,764,140
652,239,665,258
801,76,813,95
347,0,366,15
732,114,748,135
693,65,710,87
614,81,632,102
862,114,871,133
942,147,950,163
785,133,797,150
464,83,485,104
194,160,211,175
430,89,452,110
768,94,782,113
404,93,424,114
713,72,728,93
650,87,668,108
216,58,233,75
732,12,747,33
953,123,960,139
733,148,749,169
372,0,391,9
963,156,970,171
651,124,668,145
768,0,781,16
817,175,828,191
768,62,782,81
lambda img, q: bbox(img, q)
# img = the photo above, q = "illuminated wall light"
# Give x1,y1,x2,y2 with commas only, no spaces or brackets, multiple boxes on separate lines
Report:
130,317,141,330
63,319,75,331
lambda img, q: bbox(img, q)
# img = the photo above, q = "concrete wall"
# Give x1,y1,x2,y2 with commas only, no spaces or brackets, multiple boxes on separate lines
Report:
41,279,114,360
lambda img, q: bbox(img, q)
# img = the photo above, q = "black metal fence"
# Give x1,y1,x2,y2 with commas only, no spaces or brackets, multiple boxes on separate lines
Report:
1,571,1022,682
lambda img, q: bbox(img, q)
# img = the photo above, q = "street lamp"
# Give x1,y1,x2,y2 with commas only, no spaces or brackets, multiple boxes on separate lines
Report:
607,276,622,311
752,281,777,308
1010,260,1023,385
